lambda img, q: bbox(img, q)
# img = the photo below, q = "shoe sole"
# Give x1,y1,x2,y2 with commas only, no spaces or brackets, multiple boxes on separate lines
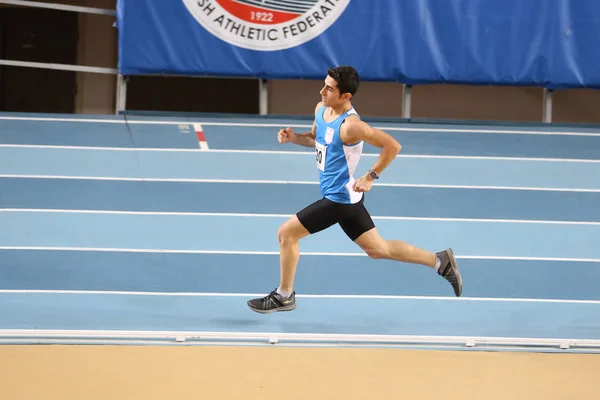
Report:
247,303,296,314
447,248,463,296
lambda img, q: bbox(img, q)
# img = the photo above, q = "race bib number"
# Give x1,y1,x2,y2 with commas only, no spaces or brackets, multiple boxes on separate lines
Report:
315,141,327,172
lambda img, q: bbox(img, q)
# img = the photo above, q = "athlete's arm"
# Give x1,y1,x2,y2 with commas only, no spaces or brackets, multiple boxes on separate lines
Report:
285,102,322,147
342,119,402,178
289,122,316,147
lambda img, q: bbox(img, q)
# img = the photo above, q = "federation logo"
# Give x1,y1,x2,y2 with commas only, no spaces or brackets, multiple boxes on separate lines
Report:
182,0,351,51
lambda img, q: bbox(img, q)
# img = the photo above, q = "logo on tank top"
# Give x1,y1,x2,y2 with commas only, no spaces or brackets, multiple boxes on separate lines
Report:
182,0,351,51
325,126,335,144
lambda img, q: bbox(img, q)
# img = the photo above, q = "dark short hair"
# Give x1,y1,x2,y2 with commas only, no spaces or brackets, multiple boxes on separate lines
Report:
328,66,360,97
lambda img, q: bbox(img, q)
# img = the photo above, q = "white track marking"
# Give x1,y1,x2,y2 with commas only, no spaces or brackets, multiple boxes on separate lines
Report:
1,144,599,163
203,148,600,163
0,175,316,185
1,115,600,136
2,208,600,226
0,289,599,304
1,174,599,192
0,246,598,263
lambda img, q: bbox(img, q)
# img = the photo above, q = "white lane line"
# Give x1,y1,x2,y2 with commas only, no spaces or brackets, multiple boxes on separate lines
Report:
0,175,315,184
0,247,598,263
0,289,599,304
1,115,600,136
1,175,599,192
1,144,600,163
204,149,600,163
2,208,600,226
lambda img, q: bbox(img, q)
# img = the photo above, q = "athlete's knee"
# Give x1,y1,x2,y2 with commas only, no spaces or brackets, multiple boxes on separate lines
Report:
357,236,389,259
363,244,388,259
354,229,388,259
277,225,294,245
277,216,308,246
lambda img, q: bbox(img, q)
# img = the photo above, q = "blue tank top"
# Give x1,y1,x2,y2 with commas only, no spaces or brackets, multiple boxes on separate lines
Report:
314,105,364,204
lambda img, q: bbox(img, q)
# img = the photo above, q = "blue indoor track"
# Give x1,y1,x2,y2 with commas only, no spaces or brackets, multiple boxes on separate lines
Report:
1,113,599,352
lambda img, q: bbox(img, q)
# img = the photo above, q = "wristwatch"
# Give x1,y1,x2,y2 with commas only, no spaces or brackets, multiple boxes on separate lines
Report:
368,169,380,180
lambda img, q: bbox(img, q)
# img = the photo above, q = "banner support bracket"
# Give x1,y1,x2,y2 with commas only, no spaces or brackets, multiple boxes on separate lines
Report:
402,84,412,119
259,79,268,116
543,88,553,123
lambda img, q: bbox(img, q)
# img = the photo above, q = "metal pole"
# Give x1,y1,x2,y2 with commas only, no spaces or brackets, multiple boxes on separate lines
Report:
402,84,412,119
0,59,117,74
543,88,553,123
0,0,116,16
115,74,127,114
259,79,268,115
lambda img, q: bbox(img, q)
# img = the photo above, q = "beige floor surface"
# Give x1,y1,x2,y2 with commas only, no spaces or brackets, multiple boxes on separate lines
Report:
0,345,598,400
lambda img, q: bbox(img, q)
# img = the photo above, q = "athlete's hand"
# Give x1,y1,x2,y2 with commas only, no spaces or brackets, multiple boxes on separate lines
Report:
278,127,294,143
353,175,374,193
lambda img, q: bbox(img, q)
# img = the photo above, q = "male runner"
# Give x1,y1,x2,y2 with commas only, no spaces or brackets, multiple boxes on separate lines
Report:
247,66,462,314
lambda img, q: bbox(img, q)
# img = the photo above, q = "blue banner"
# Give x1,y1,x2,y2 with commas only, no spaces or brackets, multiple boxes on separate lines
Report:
117,0,600,89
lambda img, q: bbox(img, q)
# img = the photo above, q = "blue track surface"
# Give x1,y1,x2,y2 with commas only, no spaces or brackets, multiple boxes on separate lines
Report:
2,251,599,301
3,147,600,190
3,178,600,221
1,114,599,351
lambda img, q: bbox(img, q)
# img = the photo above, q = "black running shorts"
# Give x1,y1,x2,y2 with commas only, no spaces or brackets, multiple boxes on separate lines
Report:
296,195,376,241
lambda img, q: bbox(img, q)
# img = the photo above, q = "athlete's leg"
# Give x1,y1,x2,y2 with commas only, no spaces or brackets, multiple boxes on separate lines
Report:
247,198,341,313
277,215,310,293
353,227,436,267
339,199,463,296
353,228,462,296
338,203,434,266
277,198,342,294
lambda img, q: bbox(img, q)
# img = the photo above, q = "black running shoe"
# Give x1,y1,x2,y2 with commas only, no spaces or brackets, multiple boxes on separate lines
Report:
247,289,296,314
437,248,463,296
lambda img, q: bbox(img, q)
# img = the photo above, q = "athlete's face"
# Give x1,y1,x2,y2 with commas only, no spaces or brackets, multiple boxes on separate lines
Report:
320,75,351,107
